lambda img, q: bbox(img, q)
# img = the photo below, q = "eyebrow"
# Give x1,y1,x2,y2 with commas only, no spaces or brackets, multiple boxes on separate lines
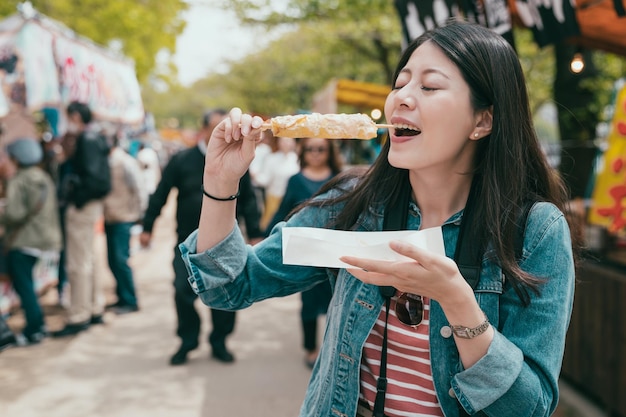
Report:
399,67,450,80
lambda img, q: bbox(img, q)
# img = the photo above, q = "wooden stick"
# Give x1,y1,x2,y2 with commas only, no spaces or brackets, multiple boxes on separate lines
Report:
259,122,393,130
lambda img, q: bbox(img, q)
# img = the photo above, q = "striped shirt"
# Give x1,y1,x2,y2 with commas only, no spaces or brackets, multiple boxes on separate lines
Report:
360,294,444,417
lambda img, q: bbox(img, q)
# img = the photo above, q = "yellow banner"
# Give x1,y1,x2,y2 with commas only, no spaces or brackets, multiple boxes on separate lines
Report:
588,84,626,233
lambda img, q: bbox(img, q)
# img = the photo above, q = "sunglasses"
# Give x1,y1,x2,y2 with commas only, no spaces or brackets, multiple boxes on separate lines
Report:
304,146,329,153
395,293,424,327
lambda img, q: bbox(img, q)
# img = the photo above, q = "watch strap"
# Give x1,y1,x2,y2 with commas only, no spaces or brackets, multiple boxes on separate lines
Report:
450,313,490,339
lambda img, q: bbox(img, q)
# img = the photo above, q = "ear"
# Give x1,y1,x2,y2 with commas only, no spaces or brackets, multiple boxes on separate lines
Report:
470,106,493,140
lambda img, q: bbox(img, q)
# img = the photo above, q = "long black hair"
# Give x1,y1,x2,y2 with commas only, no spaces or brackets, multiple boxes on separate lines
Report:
300,21,576,302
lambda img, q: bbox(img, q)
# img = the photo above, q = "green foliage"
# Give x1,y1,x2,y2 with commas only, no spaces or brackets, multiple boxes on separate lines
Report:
222,23,397,116
225,0,401,83
143,0,626,133
514,28,555,115
513,27,626,140
144,0,402,127
0,0,188,82
585,51,626,123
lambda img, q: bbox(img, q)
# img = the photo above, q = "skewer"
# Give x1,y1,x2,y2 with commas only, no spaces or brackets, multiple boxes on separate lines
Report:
258,122,394,130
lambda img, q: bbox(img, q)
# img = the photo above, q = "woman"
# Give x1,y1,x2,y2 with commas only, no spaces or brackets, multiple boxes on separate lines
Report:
252,134,299,231
181,21,577,417
266,137,344,369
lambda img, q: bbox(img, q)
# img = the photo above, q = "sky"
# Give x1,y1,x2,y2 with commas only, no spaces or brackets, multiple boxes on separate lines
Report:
173,2,277,86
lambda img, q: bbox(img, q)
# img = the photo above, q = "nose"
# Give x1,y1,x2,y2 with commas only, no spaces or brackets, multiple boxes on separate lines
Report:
393,86,416,109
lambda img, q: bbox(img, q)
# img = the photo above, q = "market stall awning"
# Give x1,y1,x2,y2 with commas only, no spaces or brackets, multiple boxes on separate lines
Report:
312,79,390,114
0,10,144,125
508,0,626,56
394,0,626,57
570,0,626,56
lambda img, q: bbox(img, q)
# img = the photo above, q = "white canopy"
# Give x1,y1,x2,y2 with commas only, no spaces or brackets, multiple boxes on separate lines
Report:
0,9,144,125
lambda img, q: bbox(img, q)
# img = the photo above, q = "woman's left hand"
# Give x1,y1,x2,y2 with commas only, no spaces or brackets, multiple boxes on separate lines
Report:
340,240,470,304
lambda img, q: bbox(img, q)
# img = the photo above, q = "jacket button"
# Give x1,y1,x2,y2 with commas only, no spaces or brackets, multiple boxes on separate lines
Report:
440,326,452,338
448,388,456,398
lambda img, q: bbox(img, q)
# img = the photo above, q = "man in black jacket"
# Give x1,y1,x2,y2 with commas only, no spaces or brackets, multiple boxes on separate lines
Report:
140,109,263,365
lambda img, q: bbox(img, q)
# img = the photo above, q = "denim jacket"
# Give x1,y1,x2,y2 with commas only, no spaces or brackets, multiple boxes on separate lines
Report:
180,188,575,417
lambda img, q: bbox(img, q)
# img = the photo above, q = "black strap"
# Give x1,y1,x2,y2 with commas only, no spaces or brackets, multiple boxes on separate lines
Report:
372,297,391,417
379,177,411,298
453,179,482,289
614,0,626,16
373,177,410,416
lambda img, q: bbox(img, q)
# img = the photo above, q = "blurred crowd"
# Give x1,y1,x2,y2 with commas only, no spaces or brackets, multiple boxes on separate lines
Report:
0,104,379,369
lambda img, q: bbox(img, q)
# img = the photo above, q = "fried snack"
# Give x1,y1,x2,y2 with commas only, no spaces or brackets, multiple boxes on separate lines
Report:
269,113,379,140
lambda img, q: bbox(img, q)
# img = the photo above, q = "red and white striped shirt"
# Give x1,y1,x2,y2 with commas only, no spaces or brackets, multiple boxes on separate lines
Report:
360,295,444,417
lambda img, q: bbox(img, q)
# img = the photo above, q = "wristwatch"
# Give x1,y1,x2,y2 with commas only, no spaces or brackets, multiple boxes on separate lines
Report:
450,313,490,339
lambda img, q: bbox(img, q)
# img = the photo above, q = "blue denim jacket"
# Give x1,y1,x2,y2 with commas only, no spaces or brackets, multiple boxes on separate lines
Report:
180,190,575,417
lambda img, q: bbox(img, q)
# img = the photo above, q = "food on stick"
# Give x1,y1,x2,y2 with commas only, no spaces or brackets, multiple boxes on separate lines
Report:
266,113,384,140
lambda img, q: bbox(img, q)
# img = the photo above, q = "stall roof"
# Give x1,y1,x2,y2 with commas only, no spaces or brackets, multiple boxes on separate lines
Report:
510,0,626,57
573,0,626,56
0,10,143,124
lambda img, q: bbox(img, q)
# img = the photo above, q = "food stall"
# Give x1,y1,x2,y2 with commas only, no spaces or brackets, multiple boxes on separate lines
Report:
0,5,144,315
561,81,626,417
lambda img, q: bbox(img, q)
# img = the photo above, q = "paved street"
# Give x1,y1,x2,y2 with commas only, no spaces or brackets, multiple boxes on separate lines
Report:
0,194,606,417
0,194,311,417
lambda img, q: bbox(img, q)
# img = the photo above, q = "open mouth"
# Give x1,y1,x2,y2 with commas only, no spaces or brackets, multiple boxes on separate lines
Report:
393,123,421,137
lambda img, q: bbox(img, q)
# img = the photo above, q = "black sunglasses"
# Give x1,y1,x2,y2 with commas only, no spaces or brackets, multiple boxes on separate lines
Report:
304,146,329,153
395,293,424,327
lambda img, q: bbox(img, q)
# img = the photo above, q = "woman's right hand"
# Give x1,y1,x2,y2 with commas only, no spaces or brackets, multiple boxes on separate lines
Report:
203,107,264,189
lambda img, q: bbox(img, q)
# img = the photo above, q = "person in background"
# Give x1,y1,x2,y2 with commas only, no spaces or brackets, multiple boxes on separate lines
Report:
136,142,161,196
53,101,111,338
0,138,62,344
266,137,343,368
140,109,263,366
252,134,299,232
103,134,148,315
248,130,273,214
54,128,78,306
180,21,579,417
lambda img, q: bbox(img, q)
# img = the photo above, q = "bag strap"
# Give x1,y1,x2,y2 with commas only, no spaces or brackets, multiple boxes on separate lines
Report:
372,176,410,416
455,193,534,290
453,179,482,289
379,177,411,298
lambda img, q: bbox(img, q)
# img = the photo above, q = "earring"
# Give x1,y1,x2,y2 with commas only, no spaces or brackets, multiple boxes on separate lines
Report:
474,133,479,138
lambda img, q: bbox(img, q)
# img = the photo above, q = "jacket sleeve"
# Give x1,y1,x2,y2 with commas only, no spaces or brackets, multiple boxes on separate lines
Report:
451,203,576,417
178,189,339,309
142,154,177,233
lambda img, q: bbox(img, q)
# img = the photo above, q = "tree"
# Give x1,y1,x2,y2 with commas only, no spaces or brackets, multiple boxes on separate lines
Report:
225,0,401,84
143,19,399,129
0,0,188,82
